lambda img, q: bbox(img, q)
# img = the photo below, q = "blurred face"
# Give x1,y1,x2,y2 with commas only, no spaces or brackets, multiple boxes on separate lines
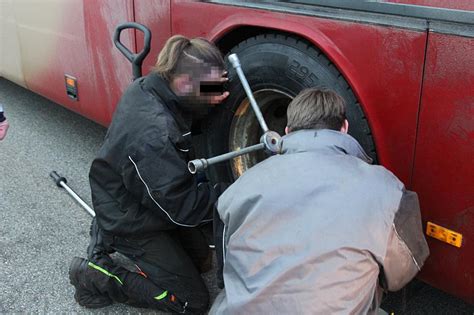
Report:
172,64,229,107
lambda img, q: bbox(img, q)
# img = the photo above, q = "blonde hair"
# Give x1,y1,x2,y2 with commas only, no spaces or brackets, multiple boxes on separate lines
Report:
154,35,224,81
287,88,346,132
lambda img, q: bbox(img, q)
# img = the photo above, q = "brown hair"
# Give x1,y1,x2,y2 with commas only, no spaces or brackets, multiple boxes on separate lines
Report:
287,88,346,132
154,35,224,81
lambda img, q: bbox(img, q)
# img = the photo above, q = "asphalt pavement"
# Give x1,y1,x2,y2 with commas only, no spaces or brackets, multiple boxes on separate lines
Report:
0,78,472,314
0,78,214,313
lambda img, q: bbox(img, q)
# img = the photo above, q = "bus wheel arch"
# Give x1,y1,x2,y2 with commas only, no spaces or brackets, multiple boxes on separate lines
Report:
205,33,376,182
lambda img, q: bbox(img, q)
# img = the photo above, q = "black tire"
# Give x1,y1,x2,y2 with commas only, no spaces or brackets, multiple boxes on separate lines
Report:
205,33,376,182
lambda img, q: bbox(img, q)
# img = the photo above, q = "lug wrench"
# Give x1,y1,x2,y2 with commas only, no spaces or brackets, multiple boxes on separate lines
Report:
188,143,265,174
50,171,95,217
50,171,219,249
188,53,282,174
229,54,270,133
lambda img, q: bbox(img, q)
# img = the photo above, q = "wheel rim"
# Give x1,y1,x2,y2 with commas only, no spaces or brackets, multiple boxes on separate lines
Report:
229,89,293,178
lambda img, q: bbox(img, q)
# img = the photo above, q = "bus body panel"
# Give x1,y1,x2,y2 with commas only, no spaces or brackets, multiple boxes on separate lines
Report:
0,1,26,87
0,0,137,125
171,0,426,188
134,0,172,80
413,32,474,302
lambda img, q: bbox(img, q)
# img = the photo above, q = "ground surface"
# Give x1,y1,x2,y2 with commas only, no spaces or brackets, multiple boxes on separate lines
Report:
0,78,473,314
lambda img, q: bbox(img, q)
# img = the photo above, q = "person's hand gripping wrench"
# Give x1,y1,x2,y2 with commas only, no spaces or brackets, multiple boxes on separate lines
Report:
188,53,282,174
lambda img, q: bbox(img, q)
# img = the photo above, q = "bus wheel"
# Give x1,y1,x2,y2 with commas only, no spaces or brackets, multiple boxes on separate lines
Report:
205,33,376,182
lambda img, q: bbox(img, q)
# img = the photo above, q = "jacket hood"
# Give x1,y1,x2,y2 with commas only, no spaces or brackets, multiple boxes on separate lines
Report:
281,129,373,164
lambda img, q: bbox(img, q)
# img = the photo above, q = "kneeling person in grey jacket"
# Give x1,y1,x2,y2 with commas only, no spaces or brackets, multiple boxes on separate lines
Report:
211,88,429,314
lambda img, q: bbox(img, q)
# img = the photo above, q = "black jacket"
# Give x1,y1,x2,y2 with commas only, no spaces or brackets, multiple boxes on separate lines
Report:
89,72,217,237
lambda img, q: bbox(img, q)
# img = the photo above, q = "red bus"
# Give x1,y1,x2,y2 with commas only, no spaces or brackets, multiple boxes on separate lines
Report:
1,0,473,303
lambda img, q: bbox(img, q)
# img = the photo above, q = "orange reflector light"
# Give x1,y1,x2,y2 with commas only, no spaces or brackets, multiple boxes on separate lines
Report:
426,221,462,248
64,74,78,100
66,77,76,87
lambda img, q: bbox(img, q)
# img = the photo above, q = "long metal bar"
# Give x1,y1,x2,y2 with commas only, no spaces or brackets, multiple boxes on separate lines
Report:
228,53,269,133
50,171,96,217
188,143,265,174
187,53,284,174
60,182,96,217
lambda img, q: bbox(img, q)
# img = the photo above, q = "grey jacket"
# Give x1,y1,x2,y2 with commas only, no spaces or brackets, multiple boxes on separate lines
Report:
210,129,429,315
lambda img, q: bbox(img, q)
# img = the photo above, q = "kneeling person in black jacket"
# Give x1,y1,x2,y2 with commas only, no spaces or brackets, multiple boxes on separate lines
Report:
69,35,229,313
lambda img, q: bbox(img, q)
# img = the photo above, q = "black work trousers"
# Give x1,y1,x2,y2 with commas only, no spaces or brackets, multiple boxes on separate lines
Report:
88,218,211,314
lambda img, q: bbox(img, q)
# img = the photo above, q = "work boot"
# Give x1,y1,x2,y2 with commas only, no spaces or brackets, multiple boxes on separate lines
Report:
69,257,127,308
69,257,184,312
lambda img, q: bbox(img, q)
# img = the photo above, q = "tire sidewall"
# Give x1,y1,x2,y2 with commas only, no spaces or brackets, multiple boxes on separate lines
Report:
206,35,374,182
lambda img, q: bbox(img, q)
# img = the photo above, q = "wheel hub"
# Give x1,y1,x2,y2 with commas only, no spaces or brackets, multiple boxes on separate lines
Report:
229,89,292,178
